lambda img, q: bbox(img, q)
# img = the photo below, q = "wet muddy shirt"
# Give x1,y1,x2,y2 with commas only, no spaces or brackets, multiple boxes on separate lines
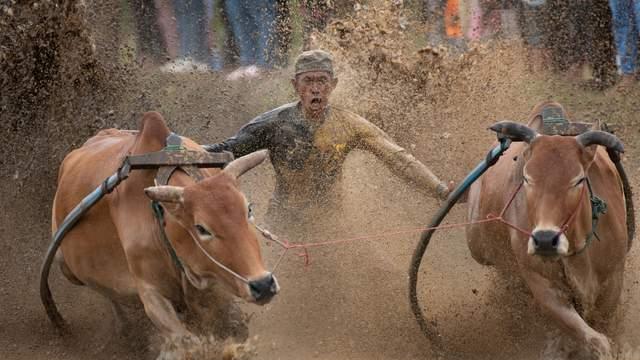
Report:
207,101,443,213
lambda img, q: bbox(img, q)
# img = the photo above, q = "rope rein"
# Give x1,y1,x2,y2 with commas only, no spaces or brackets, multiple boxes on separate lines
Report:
252,176,607,271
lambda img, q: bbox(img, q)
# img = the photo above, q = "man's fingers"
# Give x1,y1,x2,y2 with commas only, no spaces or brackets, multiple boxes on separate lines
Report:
447,180,456,192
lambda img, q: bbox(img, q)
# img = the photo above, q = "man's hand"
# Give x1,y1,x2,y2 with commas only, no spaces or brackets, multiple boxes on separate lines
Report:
202,143,224,153
437,181,468,203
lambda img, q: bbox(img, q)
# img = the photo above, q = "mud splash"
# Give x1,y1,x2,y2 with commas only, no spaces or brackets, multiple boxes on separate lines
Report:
157,335,255,360
1,1,639,360
0,0,131,210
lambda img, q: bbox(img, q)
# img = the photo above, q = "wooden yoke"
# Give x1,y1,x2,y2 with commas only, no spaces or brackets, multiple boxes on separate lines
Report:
124,133,234,185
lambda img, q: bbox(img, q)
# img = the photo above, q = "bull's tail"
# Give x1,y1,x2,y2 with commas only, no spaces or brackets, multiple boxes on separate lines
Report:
40,170,127,332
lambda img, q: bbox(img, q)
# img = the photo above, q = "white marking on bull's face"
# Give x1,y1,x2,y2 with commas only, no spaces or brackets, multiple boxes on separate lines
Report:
528,225,569,257
527,237,536,255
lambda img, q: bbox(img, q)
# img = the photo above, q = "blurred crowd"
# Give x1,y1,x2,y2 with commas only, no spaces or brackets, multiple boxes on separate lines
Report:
129,0,333,80
423,0,628,90
128,0,638,91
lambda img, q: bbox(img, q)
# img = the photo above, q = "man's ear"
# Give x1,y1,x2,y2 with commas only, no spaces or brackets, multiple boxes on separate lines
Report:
331,77,338,90
291,77,298,92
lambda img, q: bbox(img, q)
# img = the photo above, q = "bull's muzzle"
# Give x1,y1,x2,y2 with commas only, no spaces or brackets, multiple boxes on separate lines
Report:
529,230,568,257
249,273,279,304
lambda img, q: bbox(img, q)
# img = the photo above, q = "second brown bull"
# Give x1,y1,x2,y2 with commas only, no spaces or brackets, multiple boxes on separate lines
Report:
467,102,631,359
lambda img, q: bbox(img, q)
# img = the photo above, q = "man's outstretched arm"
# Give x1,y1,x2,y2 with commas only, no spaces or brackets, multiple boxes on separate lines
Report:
203,117,270,156
355,120,450,200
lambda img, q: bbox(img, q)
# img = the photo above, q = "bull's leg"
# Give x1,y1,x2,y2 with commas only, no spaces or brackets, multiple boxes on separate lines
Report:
212,299,249,341
522,270,612,359
184,284,249,341
138,284,191,337
591,268,624,332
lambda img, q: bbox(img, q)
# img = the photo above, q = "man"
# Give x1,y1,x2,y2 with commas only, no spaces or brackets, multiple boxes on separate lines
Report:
204,50,451,226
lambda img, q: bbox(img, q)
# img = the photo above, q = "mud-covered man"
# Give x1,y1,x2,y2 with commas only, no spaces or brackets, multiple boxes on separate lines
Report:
204,50,451,225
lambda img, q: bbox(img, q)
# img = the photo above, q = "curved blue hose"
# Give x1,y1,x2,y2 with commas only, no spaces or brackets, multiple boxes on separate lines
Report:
408,138,511,354
40,169,128,331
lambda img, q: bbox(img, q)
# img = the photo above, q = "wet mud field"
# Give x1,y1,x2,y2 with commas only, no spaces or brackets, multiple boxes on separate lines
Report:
2,1,640,359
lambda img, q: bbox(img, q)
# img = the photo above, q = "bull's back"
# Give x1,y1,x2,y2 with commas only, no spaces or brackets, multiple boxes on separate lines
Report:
52,130,137,296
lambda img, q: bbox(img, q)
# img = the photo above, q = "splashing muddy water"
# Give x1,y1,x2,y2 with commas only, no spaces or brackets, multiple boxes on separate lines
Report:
1,1,639,360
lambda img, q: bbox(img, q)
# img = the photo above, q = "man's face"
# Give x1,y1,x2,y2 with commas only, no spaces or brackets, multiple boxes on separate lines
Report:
292,71,338,118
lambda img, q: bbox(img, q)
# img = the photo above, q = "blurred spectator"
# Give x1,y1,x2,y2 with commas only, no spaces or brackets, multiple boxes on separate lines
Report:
516,0,550,71
463,0,520,42
529,0,614,86
422,0,466,51
131,0,176,67
275,0,293,66
608,0,640,91
167,0,213,72
155,0,179,60
157,0,228,73
300,0,333,50
225,0,279,80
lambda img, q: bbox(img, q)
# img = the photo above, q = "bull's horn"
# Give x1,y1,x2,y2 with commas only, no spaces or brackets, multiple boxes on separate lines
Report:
144,185,184,203
576,131,625,153
489,121,538,143
223,150,269,179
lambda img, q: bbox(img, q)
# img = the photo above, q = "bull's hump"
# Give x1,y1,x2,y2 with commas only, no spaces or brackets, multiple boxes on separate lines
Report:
134,112,172,154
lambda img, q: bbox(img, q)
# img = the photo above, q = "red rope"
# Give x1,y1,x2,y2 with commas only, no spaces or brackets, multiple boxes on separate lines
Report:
262,179,588,271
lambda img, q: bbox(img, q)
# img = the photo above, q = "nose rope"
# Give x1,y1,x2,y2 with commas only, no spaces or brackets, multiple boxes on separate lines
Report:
251,178,603,268
153,181,599,279
151,201,252,285
190,234,251,284
565,178,607,257
559,182,588,234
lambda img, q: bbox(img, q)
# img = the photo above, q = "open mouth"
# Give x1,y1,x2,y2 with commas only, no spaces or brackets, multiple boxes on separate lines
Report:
310,98,322,105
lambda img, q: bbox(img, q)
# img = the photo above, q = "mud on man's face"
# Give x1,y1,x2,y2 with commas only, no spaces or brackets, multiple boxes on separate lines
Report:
292,71,338,119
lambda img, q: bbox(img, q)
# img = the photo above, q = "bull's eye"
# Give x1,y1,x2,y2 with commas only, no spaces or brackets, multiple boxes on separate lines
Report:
247,202,255,221
194,224,214,240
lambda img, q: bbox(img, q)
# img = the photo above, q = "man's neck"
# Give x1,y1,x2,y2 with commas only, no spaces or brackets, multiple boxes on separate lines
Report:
302,107,329,123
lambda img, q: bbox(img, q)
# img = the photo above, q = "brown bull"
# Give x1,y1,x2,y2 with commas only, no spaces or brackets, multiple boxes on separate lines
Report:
51,112,278,338
467,102,630,358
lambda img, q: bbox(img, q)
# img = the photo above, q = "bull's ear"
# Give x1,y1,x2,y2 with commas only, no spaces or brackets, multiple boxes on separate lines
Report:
144,186,184,203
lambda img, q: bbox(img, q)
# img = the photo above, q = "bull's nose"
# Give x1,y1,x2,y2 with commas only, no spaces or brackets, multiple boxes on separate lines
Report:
531,230,561,256
249,273,279,304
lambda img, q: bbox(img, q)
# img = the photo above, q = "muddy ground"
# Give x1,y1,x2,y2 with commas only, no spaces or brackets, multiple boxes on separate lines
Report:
1,1,640,359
